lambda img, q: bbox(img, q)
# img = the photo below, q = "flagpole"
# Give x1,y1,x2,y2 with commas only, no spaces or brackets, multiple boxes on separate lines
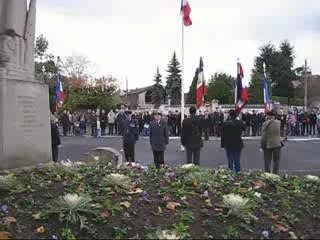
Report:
180,20,185,152
235,58,239,109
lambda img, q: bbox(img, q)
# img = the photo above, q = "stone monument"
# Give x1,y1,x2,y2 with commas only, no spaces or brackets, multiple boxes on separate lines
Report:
0,0,51,170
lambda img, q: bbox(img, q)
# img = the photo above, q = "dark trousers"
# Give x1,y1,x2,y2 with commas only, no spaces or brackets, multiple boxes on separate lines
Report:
101,126,106,136
264,148,281,174
109,124,114,135
114,123,118,134
153,151,164,169
124,142,135,162
252,125,258,136
309,124,316,136
225,148,241,172
203,127,209,141
186,148,200,166
62,125,68,136
52,145,59,162
91,125,97,137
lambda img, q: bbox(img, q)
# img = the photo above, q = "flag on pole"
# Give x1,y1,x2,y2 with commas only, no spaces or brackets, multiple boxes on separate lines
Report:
196,57,206,109
235,62,249,111
55,74,64,108
181,0,192,26
263,63,271,112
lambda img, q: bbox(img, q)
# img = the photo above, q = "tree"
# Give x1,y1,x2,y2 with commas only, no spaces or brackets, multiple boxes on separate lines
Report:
34,34,59,112
63,76,121,111
248,70,266,104
62,54,91,80
165,52,182,105
151,67,166,108
249,40,295,101
186,68,198,104
35,34,49,61
206,73,234,104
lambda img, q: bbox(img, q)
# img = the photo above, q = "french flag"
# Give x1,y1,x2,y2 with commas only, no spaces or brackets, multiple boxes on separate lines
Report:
235,62,249,112
263,72,271,113
55,74,64,106
196,57,206,109
181,0,192,26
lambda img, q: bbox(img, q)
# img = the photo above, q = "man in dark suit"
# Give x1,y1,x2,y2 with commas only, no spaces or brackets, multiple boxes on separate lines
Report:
122,111,139,162
221,110,245,172
149,111,169,168
51,116,61,163
181,106,203,166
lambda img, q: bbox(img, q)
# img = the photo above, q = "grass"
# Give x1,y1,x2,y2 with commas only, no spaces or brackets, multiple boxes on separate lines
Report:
0,160,319,239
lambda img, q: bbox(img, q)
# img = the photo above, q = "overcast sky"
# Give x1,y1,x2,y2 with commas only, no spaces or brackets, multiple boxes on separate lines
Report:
36,0,320,91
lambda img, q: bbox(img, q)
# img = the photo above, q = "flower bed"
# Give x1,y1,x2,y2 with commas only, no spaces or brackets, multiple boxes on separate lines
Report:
0,162,319,239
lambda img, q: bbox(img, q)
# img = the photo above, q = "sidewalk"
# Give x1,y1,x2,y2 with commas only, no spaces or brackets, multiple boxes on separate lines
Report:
65,133,320,142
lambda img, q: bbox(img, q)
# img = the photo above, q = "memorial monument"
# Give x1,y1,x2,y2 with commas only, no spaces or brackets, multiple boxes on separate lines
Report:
0,0,51,170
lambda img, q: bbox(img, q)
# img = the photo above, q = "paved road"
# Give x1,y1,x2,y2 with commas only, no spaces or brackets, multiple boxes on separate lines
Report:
59,136,320,175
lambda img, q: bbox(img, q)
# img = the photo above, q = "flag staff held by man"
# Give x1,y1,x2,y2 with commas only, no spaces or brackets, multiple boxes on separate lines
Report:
180,0,192,151
235,60,249,112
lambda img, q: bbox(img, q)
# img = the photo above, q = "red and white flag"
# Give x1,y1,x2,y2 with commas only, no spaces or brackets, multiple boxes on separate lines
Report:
181,0,192,26
196,57,206,109
235,62,249,112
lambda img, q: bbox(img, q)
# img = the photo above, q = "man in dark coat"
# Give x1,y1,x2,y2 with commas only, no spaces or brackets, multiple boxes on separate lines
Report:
122,111,139,162
100,110,108,136
181,106,203,166
149,111,169,168
221,110,245,172
202,111,211,141
60,110,69,136
51,116,61,162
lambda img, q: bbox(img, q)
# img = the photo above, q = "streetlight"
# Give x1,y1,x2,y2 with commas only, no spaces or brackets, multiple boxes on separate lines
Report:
42,65,46,83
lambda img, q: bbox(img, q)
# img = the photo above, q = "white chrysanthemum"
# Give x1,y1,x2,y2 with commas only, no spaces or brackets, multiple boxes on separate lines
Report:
222,193,249,215
262,172,281,181
156,230,180,240
181,163,195,169
62,193,91,209
104,173,131,189
305,175,320,182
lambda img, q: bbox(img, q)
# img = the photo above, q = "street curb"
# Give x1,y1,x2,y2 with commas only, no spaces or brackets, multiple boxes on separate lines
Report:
76,135,320,142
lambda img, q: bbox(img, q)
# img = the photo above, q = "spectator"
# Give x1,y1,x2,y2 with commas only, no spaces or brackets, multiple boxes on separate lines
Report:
100,110,108,136
51,116,61,163
308,110,317,137
91,111,97,137
60,110,69,136
122,111,139,162
108,110,116,135
202,111,211,141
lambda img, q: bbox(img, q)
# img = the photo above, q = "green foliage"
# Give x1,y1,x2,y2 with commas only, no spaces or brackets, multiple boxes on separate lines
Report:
103,173,131,190
35,34,49,60
100,199,122,215
113,227,128,240
46,193,95,229
249,40,296,99
173,222,190,239
165,52,182,105
61,228,77,240
222,226,240,239
186,68,198,104
0,174,24,192
151,67,166,108
206,72,234,104
179,210,195,224
63,77,121,112
184,168,215,191
248,71,264,104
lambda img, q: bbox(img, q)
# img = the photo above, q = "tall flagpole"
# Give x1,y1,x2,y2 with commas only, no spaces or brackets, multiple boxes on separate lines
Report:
181,19,185,152
235,58,239,108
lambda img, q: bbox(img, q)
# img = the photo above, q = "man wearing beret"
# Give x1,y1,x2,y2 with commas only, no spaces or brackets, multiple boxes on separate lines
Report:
122,111,139,162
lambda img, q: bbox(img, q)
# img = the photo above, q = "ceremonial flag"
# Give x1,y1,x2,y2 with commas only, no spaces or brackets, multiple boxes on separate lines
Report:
263,65,271,112
196,57,206,109
55,74,64,107
235,62,249,111
181,0,192,26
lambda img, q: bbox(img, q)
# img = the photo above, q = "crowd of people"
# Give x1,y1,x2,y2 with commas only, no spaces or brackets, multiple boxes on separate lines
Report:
50,106,320,174
55,107,320,140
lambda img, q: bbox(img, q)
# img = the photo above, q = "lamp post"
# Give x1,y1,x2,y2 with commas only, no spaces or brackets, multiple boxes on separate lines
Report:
42,65,46,83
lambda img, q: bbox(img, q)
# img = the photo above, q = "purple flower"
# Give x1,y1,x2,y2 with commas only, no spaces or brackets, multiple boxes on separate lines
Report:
36,163,44,169
142,191,151,202
0,205,8,213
